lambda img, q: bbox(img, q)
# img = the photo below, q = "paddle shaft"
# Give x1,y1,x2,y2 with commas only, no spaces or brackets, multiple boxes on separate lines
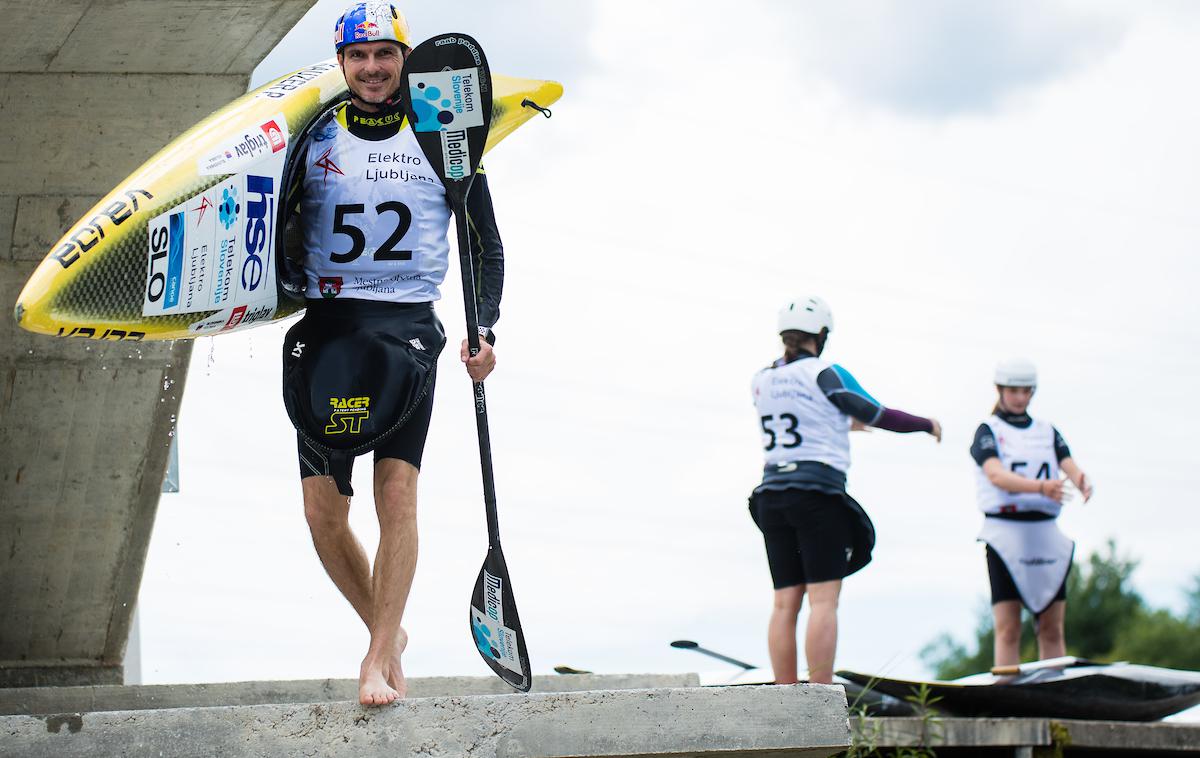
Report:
672,641,757,671
451,193,501,546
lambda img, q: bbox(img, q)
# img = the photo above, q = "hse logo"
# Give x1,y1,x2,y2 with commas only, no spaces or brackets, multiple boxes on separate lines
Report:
242,174,274,293
260,119,286,153
409,68,484,132
326,396,370,435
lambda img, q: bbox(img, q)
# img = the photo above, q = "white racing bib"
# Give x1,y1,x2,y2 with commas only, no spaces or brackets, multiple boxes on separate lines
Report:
752,357,851,473
979,517,1074,614
975,415,1061,516
300,110,451,302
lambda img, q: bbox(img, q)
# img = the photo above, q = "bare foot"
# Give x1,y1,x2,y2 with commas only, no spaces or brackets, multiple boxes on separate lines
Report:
384,627,409,698
359,657,399,706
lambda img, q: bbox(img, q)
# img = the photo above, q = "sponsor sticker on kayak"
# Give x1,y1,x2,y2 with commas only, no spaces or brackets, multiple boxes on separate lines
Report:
197,113,289,176
144,153,283,321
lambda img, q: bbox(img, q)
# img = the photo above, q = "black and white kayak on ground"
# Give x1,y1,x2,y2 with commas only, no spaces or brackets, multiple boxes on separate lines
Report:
838,658,1200,721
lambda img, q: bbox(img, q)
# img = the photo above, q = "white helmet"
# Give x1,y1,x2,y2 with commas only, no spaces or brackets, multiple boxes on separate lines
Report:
778,295,834,335
994,357,1037,387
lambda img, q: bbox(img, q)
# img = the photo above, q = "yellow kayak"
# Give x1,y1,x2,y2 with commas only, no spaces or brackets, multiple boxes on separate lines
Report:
15,59,561,341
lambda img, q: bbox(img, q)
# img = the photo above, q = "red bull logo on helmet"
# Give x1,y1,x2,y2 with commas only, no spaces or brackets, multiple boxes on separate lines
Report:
334,2,410,51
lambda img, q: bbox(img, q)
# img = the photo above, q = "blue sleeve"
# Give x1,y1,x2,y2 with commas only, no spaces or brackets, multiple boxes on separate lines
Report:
817,365,884,424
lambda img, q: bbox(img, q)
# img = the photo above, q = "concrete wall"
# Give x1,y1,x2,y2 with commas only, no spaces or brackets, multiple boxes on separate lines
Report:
0,684,853,758
0,0,315,687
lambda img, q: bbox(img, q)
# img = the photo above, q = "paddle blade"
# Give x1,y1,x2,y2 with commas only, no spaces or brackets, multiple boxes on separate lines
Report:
469,542,532,691
400,33,492,200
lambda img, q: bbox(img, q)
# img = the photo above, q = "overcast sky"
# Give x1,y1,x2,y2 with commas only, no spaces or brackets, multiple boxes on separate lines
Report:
137,0,1200,695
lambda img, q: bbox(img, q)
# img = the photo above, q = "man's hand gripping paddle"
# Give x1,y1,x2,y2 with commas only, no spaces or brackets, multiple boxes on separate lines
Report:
402,33,532,692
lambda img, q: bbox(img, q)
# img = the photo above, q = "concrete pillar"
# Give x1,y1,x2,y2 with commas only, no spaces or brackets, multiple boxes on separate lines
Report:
0,0,315,688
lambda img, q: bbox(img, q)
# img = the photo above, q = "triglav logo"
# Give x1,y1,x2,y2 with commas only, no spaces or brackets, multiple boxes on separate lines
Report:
260,119,286,152
408,68,484,132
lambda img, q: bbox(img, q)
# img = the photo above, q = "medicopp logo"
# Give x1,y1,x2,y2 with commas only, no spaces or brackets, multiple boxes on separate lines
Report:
440,129,470,180
408,68,485,132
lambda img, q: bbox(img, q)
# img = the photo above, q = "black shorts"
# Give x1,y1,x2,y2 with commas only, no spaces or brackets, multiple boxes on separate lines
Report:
750,488,856,589
297,373,435,495
986,544,1069,612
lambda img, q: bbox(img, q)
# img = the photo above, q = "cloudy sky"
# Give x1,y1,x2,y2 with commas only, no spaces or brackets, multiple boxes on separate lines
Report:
136,0,1200,693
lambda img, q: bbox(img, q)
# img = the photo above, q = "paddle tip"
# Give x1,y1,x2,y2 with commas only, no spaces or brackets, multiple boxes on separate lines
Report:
554,665,593,675
670,640,698,649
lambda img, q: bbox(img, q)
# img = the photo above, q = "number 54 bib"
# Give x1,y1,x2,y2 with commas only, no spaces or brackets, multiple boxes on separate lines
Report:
300,109,451,303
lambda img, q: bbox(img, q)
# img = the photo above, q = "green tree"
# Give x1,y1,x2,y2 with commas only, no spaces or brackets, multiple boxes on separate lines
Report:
922,541,1200,678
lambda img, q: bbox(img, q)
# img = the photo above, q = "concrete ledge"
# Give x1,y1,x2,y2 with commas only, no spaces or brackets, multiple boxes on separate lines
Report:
860,717,1200,754
0,685,851,758
0,673,701,715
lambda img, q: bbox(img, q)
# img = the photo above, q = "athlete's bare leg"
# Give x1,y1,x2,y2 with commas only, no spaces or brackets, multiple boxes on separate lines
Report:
357,457,420,705
992,600,1023,667
804,579,841,684
767,584,805,684
1036,601,1066,660
303,475,374,627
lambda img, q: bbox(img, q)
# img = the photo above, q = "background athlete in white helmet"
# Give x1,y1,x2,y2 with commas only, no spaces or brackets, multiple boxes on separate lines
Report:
971,359,1093,668
750,296,942,684
284,3,503,705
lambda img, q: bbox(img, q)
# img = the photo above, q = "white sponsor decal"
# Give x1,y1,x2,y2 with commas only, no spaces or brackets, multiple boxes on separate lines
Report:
255,62,339,100
188,303,277,334
198,113,290,176
469,570,522,675
144,152,284,322
410,68,485,129
440,129,471,181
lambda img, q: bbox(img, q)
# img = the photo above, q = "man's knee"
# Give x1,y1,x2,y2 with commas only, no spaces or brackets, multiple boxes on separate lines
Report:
303,476,350,533
374,460,418,525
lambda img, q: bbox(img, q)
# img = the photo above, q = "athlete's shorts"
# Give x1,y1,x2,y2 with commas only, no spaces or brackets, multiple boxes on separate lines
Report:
749,487,857,588
286,298,445,497
297,372,435,496
986,544,1069,613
